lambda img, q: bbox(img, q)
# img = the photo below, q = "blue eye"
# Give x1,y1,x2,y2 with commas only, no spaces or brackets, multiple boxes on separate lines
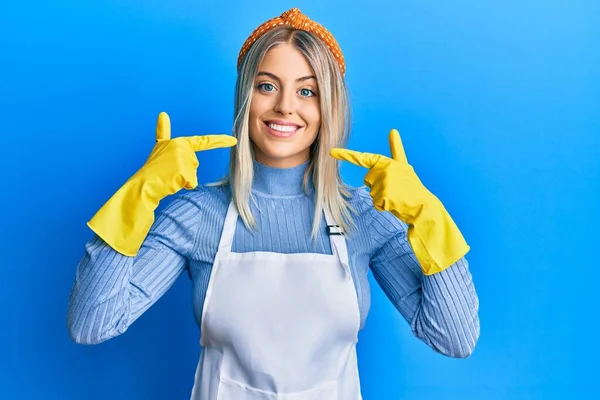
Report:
258,83,275,92
299,88,316,97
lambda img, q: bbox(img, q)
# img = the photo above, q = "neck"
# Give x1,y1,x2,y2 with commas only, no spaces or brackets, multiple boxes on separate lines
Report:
252,159,312,196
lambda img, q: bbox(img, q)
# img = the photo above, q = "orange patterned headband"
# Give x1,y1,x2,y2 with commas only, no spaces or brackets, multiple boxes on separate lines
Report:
237,8,346,75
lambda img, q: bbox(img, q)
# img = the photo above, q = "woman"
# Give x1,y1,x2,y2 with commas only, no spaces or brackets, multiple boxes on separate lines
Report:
67,8,479,399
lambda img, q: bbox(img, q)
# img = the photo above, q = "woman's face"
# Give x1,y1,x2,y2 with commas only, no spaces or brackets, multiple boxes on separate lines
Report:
249,43,321,168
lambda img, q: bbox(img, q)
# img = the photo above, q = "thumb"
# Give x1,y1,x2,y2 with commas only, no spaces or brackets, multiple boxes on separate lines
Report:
156,112,171,142
184,135,238,152
330,148,381,169
389,129,408,163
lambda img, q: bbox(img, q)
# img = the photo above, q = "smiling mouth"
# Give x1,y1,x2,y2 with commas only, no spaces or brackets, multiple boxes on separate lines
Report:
263,121,302,137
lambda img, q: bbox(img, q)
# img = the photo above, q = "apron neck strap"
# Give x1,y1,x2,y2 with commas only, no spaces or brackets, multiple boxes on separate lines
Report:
217,201,239,252
323,208,351,277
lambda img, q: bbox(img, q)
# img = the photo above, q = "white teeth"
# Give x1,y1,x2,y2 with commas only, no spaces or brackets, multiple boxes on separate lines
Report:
268,123,298,132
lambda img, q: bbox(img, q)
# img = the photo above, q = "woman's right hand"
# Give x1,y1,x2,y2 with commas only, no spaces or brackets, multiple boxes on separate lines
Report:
133,112,237,197
87,112,237,257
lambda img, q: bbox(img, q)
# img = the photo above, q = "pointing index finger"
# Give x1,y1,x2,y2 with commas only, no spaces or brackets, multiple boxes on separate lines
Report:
330,148,381,169
184,135,238,152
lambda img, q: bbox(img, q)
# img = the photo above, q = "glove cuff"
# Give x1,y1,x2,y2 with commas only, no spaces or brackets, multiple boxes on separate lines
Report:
87,177,160,256
399,202,470,275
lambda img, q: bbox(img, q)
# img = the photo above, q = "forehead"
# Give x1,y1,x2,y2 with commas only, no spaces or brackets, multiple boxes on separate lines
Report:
258,43,315,78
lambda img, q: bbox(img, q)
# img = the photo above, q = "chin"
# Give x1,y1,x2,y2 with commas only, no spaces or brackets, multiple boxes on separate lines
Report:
250,125,317,167
254,143,310,168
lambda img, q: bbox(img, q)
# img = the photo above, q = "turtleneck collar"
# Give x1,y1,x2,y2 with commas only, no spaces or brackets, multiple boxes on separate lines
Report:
252,159,313,197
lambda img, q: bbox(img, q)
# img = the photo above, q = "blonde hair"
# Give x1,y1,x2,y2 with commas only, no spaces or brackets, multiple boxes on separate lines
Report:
215,26,355,239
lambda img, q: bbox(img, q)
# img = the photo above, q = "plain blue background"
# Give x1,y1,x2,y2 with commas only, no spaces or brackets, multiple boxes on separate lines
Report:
1,0,598,398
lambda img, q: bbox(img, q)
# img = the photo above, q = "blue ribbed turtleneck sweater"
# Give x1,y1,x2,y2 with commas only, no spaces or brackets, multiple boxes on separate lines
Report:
67,160,480,358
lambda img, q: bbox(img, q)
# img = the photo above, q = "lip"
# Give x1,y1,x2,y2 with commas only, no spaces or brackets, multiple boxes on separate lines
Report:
265,119,300,127
263,120,302,138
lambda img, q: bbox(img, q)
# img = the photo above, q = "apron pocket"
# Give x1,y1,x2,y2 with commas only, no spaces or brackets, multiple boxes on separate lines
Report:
217,377,338,400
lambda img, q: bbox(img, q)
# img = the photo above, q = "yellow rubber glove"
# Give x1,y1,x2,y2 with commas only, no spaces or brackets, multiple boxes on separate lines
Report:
330,129,469,275
87,112,237,256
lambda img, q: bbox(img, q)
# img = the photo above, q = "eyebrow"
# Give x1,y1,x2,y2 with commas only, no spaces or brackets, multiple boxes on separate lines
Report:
257,71,316,83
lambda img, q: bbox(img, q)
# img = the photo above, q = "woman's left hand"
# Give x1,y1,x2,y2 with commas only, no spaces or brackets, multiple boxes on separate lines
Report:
330,129,470,275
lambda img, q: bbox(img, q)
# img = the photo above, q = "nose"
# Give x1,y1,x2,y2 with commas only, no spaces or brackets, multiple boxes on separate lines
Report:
274,88,294,115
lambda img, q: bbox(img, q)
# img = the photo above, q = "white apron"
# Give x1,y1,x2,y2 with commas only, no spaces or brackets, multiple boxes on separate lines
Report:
190,201,362,400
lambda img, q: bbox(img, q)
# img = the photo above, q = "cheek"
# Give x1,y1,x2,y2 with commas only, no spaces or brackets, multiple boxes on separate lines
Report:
301,106,321,146
249,98,267,140
305,102,321,129
249,95,269,122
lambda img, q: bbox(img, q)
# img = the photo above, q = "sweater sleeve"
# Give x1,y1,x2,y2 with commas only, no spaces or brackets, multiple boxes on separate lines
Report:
367,203,480,358
67,191,203,345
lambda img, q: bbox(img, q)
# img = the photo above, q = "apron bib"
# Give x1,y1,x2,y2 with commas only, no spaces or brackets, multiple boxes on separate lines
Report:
190,201,362,399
